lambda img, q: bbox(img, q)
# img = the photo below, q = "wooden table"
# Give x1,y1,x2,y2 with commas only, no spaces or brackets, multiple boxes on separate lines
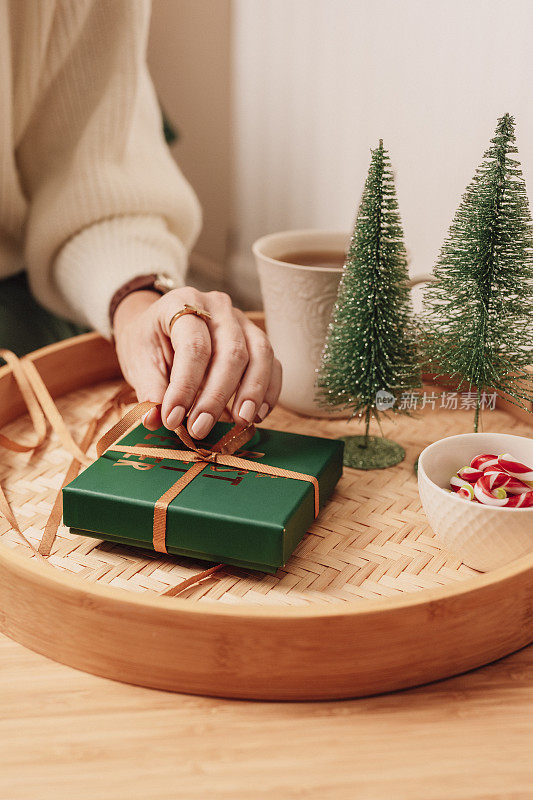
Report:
1,635,531,800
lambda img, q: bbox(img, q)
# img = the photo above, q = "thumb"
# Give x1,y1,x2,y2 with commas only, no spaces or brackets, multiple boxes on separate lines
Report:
113,294,172,432
121,344,169,432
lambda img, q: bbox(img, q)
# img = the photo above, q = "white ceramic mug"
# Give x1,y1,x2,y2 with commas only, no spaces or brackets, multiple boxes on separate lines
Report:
253,228,431,417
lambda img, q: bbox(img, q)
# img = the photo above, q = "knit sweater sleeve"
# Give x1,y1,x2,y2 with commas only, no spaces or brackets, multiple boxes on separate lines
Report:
16,0,201,337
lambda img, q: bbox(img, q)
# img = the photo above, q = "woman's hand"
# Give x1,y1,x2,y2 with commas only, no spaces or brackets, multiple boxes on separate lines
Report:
113,287,282,438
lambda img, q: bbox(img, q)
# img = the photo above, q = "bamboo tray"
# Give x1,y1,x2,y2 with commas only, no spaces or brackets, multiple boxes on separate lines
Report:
0,329,532,700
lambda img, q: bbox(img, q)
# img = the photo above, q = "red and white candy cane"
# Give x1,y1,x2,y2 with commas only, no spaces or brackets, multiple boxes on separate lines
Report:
497,453,533,488
470,454,499,471
474,476,533,507
450,474,475,500
483,468,531,495
457,466,484,483
500,491,533,508
503,491,533,508
457,484,475,501
473,476,508,506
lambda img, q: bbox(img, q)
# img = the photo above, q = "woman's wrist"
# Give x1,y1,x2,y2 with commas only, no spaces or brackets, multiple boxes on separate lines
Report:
109,273,178,332
113,289,160,338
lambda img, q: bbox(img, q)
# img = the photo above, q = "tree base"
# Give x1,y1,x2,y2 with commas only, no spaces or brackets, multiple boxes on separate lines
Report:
339,435,406,470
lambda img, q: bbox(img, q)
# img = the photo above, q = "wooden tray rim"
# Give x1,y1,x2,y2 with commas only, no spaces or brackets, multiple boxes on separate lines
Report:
1,331,532,621
1,331,532,699
2,526,533,620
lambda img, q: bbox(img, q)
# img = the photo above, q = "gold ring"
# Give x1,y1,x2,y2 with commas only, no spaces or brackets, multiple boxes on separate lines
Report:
168,304,212,334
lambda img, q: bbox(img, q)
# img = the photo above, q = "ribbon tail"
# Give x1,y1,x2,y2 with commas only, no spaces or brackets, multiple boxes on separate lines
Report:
160,564,223,597
39,419,98,556
40,385,133,556
0,348,47,452
0,482,47,562
96,400,157,457
21,358,92,466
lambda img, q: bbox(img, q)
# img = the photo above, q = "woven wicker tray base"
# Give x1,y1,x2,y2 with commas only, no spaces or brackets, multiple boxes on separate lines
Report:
3,377,530,605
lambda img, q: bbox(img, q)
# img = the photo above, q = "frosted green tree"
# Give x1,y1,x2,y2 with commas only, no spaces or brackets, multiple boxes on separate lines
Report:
423,113,533,431
317,140,420,469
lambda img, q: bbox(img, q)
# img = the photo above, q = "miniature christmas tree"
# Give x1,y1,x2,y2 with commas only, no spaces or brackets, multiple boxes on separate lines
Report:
316,140,420,469
422,113,533,431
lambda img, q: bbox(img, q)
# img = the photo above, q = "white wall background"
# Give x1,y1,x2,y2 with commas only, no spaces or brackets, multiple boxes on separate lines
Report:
229,0,533,306
148,0,231,284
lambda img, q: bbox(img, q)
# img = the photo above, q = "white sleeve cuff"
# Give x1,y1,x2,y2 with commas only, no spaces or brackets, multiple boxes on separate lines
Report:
54,215,188,338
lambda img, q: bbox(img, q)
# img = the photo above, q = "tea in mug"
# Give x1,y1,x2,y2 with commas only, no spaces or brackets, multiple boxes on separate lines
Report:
277,250,346,269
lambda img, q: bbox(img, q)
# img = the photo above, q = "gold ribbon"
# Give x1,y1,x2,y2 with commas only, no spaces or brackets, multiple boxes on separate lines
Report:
0,349,228,594
0,348,320,594
0,349,90,463
0,348,135,557
96,401,320,555
38,384,136,557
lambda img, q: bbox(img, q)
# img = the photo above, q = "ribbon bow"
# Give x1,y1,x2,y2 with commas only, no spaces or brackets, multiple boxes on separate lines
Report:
96,401,320,554
0,351,318,594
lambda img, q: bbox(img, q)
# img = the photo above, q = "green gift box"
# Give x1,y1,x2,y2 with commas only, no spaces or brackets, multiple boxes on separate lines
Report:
62,422,344,573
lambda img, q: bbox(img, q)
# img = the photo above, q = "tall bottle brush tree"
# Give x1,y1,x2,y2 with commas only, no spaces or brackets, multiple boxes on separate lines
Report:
317,140,420,469
422,113,533,431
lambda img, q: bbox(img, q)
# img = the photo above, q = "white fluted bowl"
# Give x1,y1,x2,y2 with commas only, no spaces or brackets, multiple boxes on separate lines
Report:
418,432,533,572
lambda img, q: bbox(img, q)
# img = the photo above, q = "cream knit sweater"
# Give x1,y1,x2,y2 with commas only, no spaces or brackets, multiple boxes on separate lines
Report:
1,0,201,337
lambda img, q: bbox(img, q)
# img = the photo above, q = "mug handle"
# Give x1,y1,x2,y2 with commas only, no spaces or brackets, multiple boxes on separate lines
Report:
408,273,434,288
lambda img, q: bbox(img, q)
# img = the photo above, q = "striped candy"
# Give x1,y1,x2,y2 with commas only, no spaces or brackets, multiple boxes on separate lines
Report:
473,476,508,506
483,468,531,495
457,466,484,483
497,453,533,487
449,474,475,501
470,454,499,471
450,475,471,492
457,484,475,501
503,491,533,508
450,452,533,508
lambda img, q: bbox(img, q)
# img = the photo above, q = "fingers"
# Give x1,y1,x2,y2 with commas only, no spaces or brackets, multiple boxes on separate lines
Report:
122,335,169,432
151,289,280,440
186,294,249,439
160,310,212,430
132,347,168,430
257,357,282,422
142,406,163,431
231,315,276,423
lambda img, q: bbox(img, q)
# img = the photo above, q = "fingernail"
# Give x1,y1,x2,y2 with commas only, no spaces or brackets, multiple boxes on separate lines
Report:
238,400,256,423
258,402,269,421
166,405,185,430
142,410,156,427
190,412,214,439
